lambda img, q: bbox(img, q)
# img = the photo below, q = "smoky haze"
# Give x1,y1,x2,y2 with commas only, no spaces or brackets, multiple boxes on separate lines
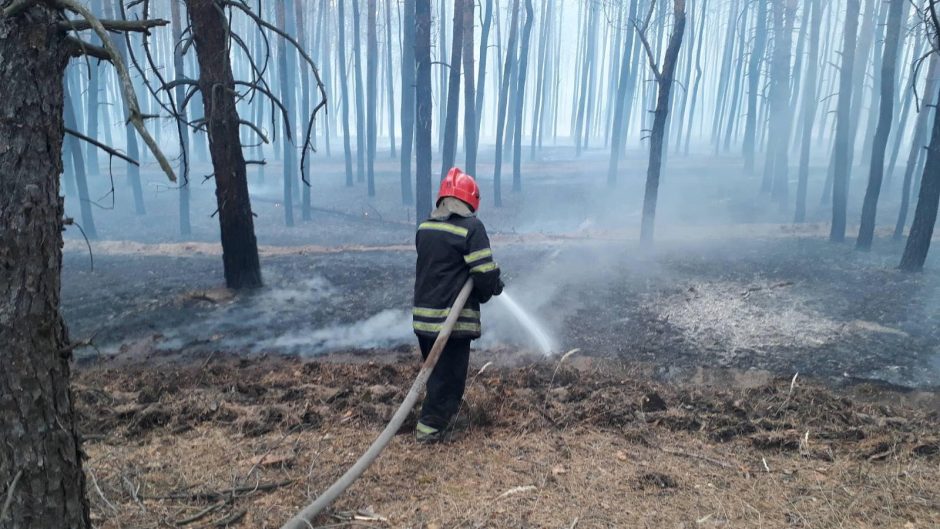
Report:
57,0,940,389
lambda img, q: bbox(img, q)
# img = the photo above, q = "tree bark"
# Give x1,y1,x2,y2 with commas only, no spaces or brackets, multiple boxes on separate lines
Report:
511,0,534,193
338,0,355,187
856,0,905,251
276,0,296,226
415,0,433,222
0,7,91,529
367,0,378,196
794,0,822,223
440,0,465,180
829,0,860,243
640,0,687,245
462,0,478,177
742,0,767,174
400,0,416,204
900,78,940,272
492,0,521,207
187,0,262,289
352,0,367,183
170,0,190,233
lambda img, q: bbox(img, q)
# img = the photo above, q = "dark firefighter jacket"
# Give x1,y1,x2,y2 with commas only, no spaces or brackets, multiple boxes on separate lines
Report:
413,213,501,340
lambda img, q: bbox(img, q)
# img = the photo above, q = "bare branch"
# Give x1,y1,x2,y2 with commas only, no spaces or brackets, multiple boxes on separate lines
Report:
64,127,140,166
58,0,176,182
57,18,168,33
64,36,110,61
239,120,269,144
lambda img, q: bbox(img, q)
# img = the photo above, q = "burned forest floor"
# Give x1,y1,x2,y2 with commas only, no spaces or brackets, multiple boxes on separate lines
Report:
61,150,940,528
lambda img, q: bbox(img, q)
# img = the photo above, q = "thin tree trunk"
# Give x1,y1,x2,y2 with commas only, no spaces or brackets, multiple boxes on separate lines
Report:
641,0,688,245
384,0,397,158
829,0,860,243
682,0,708,154
297,0,313,220
64,75,98,239
895,55,940,240
493,0,521,207
338,0,355,187
794,0,822,223
367,0,378,196
462,0,478,177
900,78,940,272
400,0,416,204
511,0,534,193
474,0,494,146
765,0,796,206
608,0,640,187
440,0,466,180
415,0,434,221
352,0,367,183
856,0,905,250
188,0,263,288
0,9,91,529
276,0,296,226
171,0,190,232
742,0,767,173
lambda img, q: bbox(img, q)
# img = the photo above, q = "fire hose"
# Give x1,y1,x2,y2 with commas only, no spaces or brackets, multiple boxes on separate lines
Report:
280,278,475,529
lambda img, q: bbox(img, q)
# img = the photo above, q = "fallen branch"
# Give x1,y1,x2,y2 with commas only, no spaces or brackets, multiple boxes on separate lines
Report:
145,480,293,502
175,500,227,526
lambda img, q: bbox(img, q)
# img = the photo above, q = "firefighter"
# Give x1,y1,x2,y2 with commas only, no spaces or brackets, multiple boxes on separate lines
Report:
412,167,503,443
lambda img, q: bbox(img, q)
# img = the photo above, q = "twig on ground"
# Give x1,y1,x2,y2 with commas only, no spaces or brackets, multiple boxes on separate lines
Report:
659,446,742,471
89,469,118,513
213,508,246,527
145,480,293,501
175,500,227,526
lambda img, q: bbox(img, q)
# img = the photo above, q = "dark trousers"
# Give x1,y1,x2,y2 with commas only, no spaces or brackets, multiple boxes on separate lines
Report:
417,335,471,430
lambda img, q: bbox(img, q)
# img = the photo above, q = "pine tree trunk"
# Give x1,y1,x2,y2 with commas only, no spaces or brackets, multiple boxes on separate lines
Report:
512,0,535,193
492,0,521,208
765,0,795,206
187,0,262,289
171,0,190,233
900,79,940,272
794,0,822,223
742,0,767,173
384,0,397,158
829,0,860,243
474,0,494,143
608,0,640,187
63,78,98,239
276,0,296,226
352,0,367,183
462,0,478,177
297,0,313,220
856,0,905,251
338,0,355,187
440,0,466,180
0,8,91,529
400,0,416,204
415,0,434,222
367,0,378,196
895,56,940,240
641,0,688,245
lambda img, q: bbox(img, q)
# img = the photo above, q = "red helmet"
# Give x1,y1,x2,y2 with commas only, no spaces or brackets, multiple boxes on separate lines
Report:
438,167,481,212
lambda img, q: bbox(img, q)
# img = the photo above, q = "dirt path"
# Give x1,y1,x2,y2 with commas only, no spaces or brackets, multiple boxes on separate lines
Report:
75,354,939,529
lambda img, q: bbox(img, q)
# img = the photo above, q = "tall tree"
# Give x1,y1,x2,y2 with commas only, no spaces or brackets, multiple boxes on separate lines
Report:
440,0,466,179
492,0,521,207
1,4,173,528
63,76,98,239
794,0,823,223
829,0,861,243
384,0,397,158
399,0,416,204
473,0,494,145
742,0,767,173
276,0,296,226
764,0,796,206
352,0,366,182
367,0,377,196
188,0,262,287
856,0,906,251
415,0,433,221
639,0,687,244
171,0,190,233
607,0,640,187
338,0,355,187
462,0,478,176
512,0,535,192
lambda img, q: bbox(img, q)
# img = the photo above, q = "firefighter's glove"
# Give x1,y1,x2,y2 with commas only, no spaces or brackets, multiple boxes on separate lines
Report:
494,278,505,296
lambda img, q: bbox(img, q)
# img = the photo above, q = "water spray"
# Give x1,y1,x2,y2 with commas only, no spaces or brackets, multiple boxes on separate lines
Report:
496,290,557,355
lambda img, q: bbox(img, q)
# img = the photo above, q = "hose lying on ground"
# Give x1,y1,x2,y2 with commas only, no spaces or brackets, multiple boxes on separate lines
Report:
280,279,475,529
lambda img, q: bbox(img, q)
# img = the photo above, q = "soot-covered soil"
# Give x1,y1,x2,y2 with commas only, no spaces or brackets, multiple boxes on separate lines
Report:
74,354,939,529
63,234,940,389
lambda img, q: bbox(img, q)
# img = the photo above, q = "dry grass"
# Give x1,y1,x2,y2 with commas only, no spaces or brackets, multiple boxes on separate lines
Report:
76,355,940,529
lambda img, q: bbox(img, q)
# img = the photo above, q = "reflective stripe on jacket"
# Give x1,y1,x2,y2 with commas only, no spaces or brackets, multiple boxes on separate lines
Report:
413,213,501,339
